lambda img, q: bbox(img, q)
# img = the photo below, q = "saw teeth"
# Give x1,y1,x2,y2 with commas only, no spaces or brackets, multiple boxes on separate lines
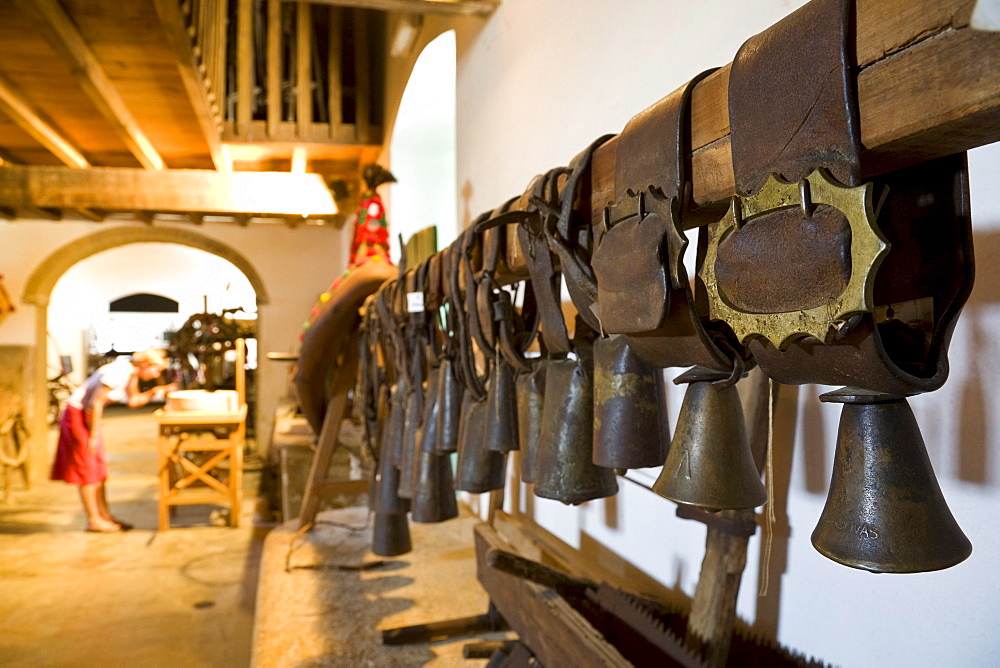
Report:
608,587,707,667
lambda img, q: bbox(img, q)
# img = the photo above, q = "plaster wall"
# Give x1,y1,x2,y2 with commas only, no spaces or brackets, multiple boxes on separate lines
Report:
0,219,351,463
454,1,1000,665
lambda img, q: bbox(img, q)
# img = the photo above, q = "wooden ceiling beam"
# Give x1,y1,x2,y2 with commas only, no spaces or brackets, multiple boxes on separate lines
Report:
0,165,338,217
152,0,227,171
24,206,62,221
73,208,106,222
0,72,91,169
283,0,498,18
15,0,166,171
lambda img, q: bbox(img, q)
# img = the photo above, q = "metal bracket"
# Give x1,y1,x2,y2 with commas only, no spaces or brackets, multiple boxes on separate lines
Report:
700,168,888,349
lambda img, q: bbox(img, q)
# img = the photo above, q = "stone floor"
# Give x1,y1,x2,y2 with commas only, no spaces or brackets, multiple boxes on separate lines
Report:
254,507,495,667
0,405,269,667
0,405,497,667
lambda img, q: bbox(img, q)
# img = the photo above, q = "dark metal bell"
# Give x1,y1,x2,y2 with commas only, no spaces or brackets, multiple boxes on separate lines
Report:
592,335,669,470
811,388,972,573
373,436,410,516
411,451,460,523
486,354,519,452
372,512,412,556
652,367,766,510
435,359,463,453
420,368,441,454
371,435,411,555
454,396,507,493
516,361,546,484
396,383,423,499
384,377,409,468
407,370,441,502
534,357,619,505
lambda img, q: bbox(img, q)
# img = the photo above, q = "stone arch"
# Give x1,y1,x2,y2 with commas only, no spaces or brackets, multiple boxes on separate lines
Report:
20,226,268,477
22,226,269,307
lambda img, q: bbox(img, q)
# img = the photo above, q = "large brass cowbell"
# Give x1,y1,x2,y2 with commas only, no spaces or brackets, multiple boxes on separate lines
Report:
812,388,972,573
652,367,766,510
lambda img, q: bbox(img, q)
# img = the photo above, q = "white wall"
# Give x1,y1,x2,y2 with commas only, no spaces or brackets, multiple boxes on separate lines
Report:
454,1,1000,665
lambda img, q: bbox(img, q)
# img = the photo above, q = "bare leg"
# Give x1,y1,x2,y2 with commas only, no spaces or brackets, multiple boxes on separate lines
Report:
98,482,132,529
79,484,119,532
97,482,112,521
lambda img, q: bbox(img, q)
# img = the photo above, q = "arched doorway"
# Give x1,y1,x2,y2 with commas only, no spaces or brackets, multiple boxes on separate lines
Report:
388,30,458,257
22,226,269,476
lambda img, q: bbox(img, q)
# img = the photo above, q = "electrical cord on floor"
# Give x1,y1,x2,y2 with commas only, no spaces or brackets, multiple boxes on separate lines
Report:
284,510,383,573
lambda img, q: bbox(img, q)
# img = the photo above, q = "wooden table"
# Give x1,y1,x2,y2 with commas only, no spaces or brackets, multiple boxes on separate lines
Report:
154,405,247,531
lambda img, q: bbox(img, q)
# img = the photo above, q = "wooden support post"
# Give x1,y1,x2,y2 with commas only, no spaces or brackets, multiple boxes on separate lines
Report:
684,369,776,666
352,8,371,143
297,335,361,528
267,0,282,135
296,1,312,135
236,0,254,137
327,6,343,138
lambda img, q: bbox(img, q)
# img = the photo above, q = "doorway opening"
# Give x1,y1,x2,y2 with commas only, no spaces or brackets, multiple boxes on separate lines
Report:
389,29,458,257
47,242,259,437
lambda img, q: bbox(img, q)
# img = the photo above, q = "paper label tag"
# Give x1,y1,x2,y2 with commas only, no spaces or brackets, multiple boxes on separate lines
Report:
406,291,425,313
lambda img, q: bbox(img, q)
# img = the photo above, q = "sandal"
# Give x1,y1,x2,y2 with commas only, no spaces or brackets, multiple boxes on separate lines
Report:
86,521,121,533
111,518,134,531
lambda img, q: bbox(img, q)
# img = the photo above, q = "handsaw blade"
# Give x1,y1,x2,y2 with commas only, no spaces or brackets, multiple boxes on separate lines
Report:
729,627,828,667
595,584,707,668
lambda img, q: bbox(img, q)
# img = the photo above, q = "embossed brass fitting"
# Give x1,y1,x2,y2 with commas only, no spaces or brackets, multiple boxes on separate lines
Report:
701,168,889,349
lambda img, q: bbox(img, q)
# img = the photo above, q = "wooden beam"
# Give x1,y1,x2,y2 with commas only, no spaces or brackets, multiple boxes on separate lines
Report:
236,0,255,137
353,8,371,143
0,73,90,169
285,0,498,18
25,206,62,221
72,208,105,222
0,165,338,217
475,524,630,666
153,0,227,170
267,0,282,137
16,0,165,170
215,0,229,125
0,148,19,166
586,0,999,221
328,7,343,137
296,1,313,136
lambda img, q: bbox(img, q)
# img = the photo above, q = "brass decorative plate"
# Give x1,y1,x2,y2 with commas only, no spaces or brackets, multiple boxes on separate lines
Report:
700,168,889,349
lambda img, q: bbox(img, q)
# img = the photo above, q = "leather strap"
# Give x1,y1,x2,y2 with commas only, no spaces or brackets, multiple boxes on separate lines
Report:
614,69,716,210
518,169,572,356
537,135,614,333
729,0,859,195
452,228,488,399
601,69,739,377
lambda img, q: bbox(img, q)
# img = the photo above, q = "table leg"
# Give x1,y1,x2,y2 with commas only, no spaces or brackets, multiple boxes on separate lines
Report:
158,432,170,531
230,435,243,528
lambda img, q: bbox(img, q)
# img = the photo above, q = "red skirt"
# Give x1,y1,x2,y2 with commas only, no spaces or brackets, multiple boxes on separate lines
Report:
50,406,107,485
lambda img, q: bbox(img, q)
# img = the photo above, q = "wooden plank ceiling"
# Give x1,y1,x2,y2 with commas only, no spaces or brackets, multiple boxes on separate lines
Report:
0,0,494,225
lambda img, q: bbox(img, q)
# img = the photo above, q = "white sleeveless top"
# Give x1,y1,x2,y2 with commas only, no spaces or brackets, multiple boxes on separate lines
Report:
67,358,134,411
